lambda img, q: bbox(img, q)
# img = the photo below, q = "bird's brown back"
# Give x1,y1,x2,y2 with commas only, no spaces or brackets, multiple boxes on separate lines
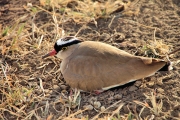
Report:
61,41,167,91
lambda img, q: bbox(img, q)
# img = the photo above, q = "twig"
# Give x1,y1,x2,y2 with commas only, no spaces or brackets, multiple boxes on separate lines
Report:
160,47,180,59
52,7,60,41
139,106,146,119
37,35,43,48
44,101,50,116
73,88,80,103
1,63,7,80
61,109,88,120
57,107,67,119
0,108,23,118
23,110,40,120
92,18,98,28
9,104,27,116
110,102,125,118
74,25,87,37
108,15,116,29
39,78,45,96
149,115,155,120
31,14,36,41
167,47,180,55
153,28,157,43
92,100,123,120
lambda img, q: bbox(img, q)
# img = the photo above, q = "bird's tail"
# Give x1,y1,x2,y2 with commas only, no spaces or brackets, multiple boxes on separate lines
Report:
158,61,173,71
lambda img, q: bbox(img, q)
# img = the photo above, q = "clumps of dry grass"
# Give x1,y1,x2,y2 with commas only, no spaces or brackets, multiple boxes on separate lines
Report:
0,2,72,119
0,18,35,119
140,29,172,58
0,15,33,57
56,98,130,120
0,74,34,119
134,90,163,118
1,0,178,119
141,40,171,58
39,0,126,23
0,9,48,120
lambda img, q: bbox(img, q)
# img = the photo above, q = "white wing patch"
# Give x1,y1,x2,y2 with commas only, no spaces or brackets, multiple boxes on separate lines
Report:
56,37,78,46
102,79,136,90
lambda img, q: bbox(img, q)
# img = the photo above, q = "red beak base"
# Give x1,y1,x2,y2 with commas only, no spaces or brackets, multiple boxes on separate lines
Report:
42,50,57,59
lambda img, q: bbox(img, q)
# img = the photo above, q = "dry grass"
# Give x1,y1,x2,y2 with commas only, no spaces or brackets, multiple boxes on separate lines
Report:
0,1,130,119
39,0,126,24
134,90,163,117
0,0,178,119
139,28,172,58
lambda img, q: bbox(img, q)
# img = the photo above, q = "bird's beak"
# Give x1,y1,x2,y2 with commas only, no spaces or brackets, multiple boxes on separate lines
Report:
42,50,57,59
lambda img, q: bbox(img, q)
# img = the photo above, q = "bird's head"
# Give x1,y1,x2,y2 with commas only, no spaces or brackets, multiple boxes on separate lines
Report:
42,36,82,59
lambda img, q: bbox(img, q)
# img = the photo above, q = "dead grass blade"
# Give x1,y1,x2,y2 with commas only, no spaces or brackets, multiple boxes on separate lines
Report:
58,108,88,120
134,91,163,116
92,99,124,120
0,108,24,118
110,102,125,118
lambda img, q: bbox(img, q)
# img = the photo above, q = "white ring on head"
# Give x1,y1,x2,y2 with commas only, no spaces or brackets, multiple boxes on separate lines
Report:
56,37,78,46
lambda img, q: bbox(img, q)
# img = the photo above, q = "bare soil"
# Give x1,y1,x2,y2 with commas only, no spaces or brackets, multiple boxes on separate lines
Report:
0,0,180,120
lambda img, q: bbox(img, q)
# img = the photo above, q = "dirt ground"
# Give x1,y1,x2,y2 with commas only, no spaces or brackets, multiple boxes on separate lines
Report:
0,0,180,120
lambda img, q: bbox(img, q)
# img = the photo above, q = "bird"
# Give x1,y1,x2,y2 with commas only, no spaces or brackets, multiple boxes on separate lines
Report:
43,36,172,92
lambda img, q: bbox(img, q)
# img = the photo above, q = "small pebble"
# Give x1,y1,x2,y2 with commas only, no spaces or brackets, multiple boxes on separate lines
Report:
147,81,154,87
53,85,60,90
27,3,33,7
157,79,163,85
129,86,138,92
83,105,93,110
89,97,97,104
135,81,141,87
100,106,106,112
114,94,122,99
94,101,101,109
99,33,110,41
45,93,51,97
107,96,114,101
44,89,50,93
151,76,156,81
157,88,164,93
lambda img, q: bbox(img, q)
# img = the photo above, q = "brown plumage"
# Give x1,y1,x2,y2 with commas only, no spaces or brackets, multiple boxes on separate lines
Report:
43,37,172,91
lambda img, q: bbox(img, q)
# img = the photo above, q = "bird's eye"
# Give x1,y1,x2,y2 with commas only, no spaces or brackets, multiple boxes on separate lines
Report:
62,47,67,51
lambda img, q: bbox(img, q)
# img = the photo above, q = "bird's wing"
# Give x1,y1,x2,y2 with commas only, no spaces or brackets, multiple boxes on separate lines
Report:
63,56,134,91
62,41,166,91
62,41,137,91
